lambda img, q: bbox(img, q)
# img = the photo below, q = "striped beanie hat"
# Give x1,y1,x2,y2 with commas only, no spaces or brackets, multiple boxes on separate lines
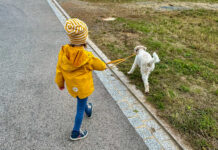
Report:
64,18,88,45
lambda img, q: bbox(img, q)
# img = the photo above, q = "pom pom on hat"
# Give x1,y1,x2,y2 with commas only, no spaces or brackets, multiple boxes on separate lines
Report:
64,18,88,45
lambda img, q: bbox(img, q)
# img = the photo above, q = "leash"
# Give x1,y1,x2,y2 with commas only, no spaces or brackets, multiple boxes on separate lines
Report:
106,53,136,69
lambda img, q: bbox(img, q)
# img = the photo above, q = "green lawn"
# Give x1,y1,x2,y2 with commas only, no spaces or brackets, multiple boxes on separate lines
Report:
90,9,218,149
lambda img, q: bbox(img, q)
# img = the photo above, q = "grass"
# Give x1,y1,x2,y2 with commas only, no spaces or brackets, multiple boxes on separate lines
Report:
90,9,218,149
60,0,218,149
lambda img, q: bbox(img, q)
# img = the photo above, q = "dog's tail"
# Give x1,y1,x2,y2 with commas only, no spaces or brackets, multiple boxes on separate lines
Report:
149,52,160,65
153,52,160,63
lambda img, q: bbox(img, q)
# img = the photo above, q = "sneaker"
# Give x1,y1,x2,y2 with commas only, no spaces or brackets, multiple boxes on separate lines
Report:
86,103,93,118
70,130,88,141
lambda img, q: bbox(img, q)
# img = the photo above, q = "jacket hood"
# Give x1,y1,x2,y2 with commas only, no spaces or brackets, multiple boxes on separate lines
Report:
59,45,90,71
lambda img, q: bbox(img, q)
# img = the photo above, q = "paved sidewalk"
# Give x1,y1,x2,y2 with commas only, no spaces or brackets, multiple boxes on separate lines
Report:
0,0,147,150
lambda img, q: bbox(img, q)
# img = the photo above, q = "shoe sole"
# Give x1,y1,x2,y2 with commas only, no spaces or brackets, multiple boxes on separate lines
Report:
87,103,93,118
69,132,88,141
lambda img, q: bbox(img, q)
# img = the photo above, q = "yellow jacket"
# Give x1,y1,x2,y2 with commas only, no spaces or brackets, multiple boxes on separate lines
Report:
55,44,106,99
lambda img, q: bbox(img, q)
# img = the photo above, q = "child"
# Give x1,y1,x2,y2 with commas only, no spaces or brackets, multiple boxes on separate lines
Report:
55,18,106,140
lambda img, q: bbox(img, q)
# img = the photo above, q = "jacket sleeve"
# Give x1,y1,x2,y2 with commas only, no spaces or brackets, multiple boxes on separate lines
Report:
90,56,107,71
55,48,65,88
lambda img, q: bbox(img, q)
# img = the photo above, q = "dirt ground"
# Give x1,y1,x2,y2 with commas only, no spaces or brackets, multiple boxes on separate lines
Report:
59,0,218,20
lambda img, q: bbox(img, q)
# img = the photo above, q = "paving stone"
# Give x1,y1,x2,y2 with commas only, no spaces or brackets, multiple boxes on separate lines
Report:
108,88,120,97
118,89,129,97
145,120,161,130
138,110,152,121
108,92,124,103
136,127,153,139
111,80,127,91
123,109,137,118
125,96,136,104
103,83,114,92
95,71,103,78
117,101,129,109
133,103,145,112
161,140,179,150
105,70,114,76
153,129,170,142
128,117,144,128
100,78,111,86
109,75,117,81
144,138,163,150
101,70,108,75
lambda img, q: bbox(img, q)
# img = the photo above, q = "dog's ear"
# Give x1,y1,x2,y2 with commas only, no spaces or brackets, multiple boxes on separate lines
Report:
134,46,140,54
143,47,147,51
134,46,147,54
141,46,147,51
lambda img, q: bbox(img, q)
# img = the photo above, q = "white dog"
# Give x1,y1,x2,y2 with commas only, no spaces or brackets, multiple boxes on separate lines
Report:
128,46,160,93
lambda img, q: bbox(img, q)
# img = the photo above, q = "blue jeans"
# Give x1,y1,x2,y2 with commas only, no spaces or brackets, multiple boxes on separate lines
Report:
73,97,89,132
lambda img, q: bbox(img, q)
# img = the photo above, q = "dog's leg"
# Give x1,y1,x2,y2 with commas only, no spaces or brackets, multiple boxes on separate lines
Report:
141,69,150,93
128,58,137,74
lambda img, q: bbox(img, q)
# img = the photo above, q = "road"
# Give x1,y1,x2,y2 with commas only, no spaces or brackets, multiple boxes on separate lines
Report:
0,0,147,149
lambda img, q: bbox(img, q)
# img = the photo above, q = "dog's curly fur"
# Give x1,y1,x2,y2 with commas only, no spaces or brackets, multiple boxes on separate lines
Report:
128,46,160,93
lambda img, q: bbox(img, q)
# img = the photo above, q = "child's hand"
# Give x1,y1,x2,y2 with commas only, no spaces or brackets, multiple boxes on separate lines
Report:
59,87,65,90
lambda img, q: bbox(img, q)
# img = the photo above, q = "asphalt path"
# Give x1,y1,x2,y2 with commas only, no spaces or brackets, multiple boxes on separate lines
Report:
0,0,148,149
